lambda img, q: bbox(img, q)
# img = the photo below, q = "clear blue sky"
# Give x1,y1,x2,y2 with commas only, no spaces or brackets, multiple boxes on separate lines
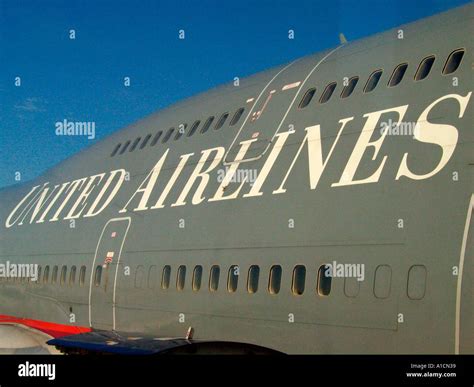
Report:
0,0,470,188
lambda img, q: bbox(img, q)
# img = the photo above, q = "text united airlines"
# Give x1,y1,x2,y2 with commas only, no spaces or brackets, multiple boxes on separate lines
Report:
5,92,471,228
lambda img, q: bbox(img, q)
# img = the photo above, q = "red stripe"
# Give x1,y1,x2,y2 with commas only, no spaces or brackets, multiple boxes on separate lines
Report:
0,314,91,338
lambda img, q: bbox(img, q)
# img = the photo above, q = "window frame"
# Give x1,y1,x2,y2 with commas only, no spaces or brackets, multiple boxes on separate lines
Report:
200,116,215,134
214,113,229,130
209,265,220,292
140,134,152,149
298,88,317,109
414,55,435,81
268,265,282,295
319,82,337,104
340,76,359,99
229,108,245,126
442,48,465,75
363,69,383,93
387,63,408,87
291,265,306,296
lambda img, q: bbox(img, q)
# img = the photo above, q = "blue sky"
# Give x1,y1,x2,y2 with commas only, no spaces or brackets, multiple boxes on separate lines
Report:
0,0,470,188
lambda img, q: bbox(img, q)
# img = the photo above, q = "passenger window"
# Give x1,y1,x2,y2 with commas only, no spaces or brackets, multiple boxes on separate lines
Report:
150,131,163,146
192,265,203,291
52,266,58,284
94,265,102,287
111,143,121,157
319,82,337,103
229,108,245,126
69,266,76,286
268,265,282,294
135,265,145,288
292,265,306,295
36,265,42,284
344,277,360,298
407,265,427,300
214,113,229,130
388,63,408,87
119,140,131,154
209,265,220,292
187,120,201,137
317,264,332,296
340,76,359,98
200,116,215,134
177,265,186,291
414,56,435,81
147,265,157,289
247,265,260,294
140,134,152,149
161,265,171,290
60,265,67,286
443,48,465,74
129,137,141,152
79,266,86,286
374,265,392,299
298,88,316,108
227,265,239,293
364,70,383,93
162,128,175,143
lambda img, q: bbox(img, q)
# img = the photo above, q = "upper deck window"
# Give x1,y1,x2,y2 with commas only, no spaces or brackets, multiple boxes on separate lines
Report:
414,56,435,81
187,120,201,137
111,143,121,157
150,131,163,146
230,108,245,126
214,113,229,130
119,140,131,154
200,116,215,134
364,70,383,93
140,134,152,149
298,88,316,108
319,82,337,104
443,48,465,75
129,137,141,152
162,128,174,143
388,63,408,87
340,77,359,98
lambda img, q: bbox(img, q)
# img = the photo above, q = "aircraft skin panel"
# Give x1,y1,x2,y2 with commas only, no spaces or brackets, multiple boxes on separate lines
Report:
0,3,473,354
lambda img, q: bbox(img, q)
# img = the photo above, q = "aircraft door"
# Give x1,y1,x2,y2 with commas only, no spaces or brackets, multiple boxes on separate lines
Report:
89,217,131,330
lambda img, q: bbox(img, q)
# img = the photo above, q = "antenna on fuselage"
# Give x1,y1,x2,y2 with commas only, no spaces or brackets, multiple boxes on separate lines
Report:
339,33,348,44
